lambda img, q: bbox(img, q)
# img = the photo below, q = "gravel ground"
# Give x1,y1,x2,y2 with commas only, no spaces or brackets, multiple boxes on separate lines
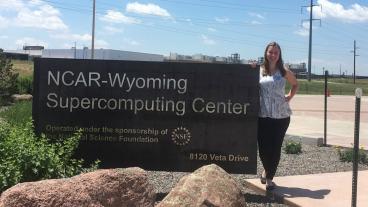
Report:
148,135,368,206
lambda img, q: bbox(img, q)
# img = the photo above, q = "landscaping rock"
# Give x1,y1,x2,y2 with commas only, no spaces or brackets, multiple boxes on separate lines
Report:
10,94,32,102
0,168,155,207
157,164,246,207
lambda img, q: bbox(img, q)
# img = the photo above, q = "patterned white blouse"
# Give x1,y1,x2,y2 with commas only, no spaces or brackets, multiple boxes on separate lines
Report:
259,69,292,119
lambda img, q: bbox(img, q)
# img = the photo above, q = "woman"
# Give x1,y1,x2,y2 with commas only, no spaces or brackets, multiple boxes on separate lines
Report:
258,42,298,190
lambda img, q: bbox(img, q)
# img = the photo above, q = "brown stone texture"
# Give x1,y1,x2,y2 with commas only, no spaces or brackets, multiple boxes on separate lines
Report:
0,168,155,207
157,164,246,207
10,94,32,102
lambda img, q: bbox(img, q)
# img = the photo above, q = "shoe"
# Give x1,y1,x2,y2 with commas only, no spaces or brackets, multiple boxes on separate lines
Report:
266,182,276,191
260,173,266,184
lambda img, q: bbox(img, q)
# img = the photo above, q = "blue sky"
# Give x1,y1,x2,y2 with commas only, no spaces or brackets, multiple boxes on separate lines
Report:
1,0,368,75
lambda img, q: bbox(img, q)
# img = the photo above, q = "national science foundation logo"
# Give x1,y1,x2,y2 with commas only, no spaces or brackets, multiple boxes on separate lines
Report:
171,127,191,146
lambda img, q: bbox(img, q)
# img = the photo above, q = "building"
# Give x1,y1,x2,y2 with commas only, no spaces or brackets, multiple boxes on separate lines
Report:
4,47,164,62
287,63,307,74
165,52,247,64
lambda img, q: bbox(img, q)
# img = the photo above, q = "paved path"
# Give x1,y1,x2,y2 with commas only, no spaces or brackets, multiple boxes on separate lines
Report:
246,170,368,207
287,94,368,148
247,94,368,206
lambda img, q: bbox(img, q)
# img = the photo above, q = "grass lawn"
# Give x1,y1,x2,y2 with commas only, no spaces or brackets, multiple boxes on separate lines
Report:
287,78,368,96
11,59,34,77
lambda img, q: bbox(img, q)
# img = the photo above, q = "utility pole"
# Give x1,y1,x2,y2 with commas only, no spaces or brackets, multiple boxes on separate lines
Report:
74,42,77,59
91,0,96,59
302,0,321,82
351,40,359,84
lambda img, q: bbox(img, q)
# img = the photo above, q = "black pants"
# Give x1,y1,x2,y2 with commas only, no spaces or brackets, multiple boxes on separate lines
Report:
257,117,290,180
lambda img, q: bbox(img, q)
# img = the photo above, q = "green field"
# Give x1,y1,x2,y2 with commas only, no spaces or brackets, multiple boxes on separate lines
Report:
286,78,368,96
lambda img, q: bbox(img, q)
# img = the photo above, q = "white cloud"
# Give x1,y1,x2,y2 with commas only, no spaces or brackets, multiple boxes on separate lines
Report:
0,0,24,11
14,4,67,30
15,37,48,48
52,33,92,42
0,15,9,28
123,38,140,46
95,39,109,49
129,41,140,46
0,0,68,30
29,0,43,6
294,22,310,37
208,27,216,32
104,26,123,34
201,35,216,45
251,20,262,25
315,0,368,22
185,18,194,26
126,2,171,18
100,10,140,24
248,12,265,19
215,17,229,23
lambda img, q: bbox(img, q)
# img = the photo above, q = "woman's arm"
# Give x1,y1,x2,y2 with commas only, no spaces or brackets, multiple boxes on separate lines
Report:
284,69,298,102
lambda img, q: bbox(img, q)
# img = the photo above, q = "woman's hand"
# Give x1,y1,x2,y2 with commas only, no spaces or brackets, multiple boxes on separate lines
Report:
284,69,298,102
285,95,292,102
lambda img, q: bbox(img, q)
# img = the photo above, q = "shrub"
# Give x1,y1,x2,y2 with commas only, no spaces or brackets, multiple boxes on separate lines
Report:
0,49,19,104
283,140,302,154
0,101,32,126
0,121,100,192
337,146,368,164
16,75,33,94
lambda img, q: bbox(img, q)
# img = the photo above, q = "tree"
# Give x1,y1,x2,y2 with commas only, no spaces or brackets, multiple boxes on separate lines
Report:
0,49,19,102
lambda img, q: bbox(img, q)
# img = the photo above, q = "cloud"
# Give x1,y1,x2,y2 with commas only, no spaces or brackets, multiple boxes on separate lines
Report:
315,0,368,22
201,35,216,45
15,4,67,30
251,20,262,25
95,39,109,49
51,33,92,42
123,38,140,46
29,0,43,6
126,2,171,18
104,26,123,34
0,0,68,30
248,12,265,19
208,27,216,32
100,10,141,24
294,22,310,37
0,15,9,28
15,37,48,48
0,0,24,11
215,17,229,23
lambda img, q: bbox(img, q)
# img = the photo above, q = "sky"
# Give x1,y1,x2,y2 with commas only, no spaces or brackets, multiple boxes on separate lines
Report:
0,0,368,75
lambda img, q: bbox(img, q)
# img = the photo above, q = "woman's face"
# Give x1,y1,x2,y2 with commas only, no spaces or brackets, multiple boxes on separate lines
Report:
266,45,280,64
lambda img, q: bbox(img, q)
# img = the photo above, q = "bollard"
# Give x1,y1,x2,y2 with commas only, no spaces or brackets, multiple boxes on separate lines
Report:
324,70,328,146
351,88,362,207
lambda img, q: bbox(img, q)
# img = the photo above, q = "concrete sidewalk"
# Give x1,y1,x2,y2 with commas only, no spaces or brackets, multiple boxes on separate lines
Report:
245,170,368,207
288,95,368,148
249,95,368,206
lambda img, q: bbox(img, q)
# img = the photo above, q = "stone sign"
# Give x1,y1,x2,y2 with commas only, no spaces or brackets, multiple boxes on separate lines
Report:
33,58,259,174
